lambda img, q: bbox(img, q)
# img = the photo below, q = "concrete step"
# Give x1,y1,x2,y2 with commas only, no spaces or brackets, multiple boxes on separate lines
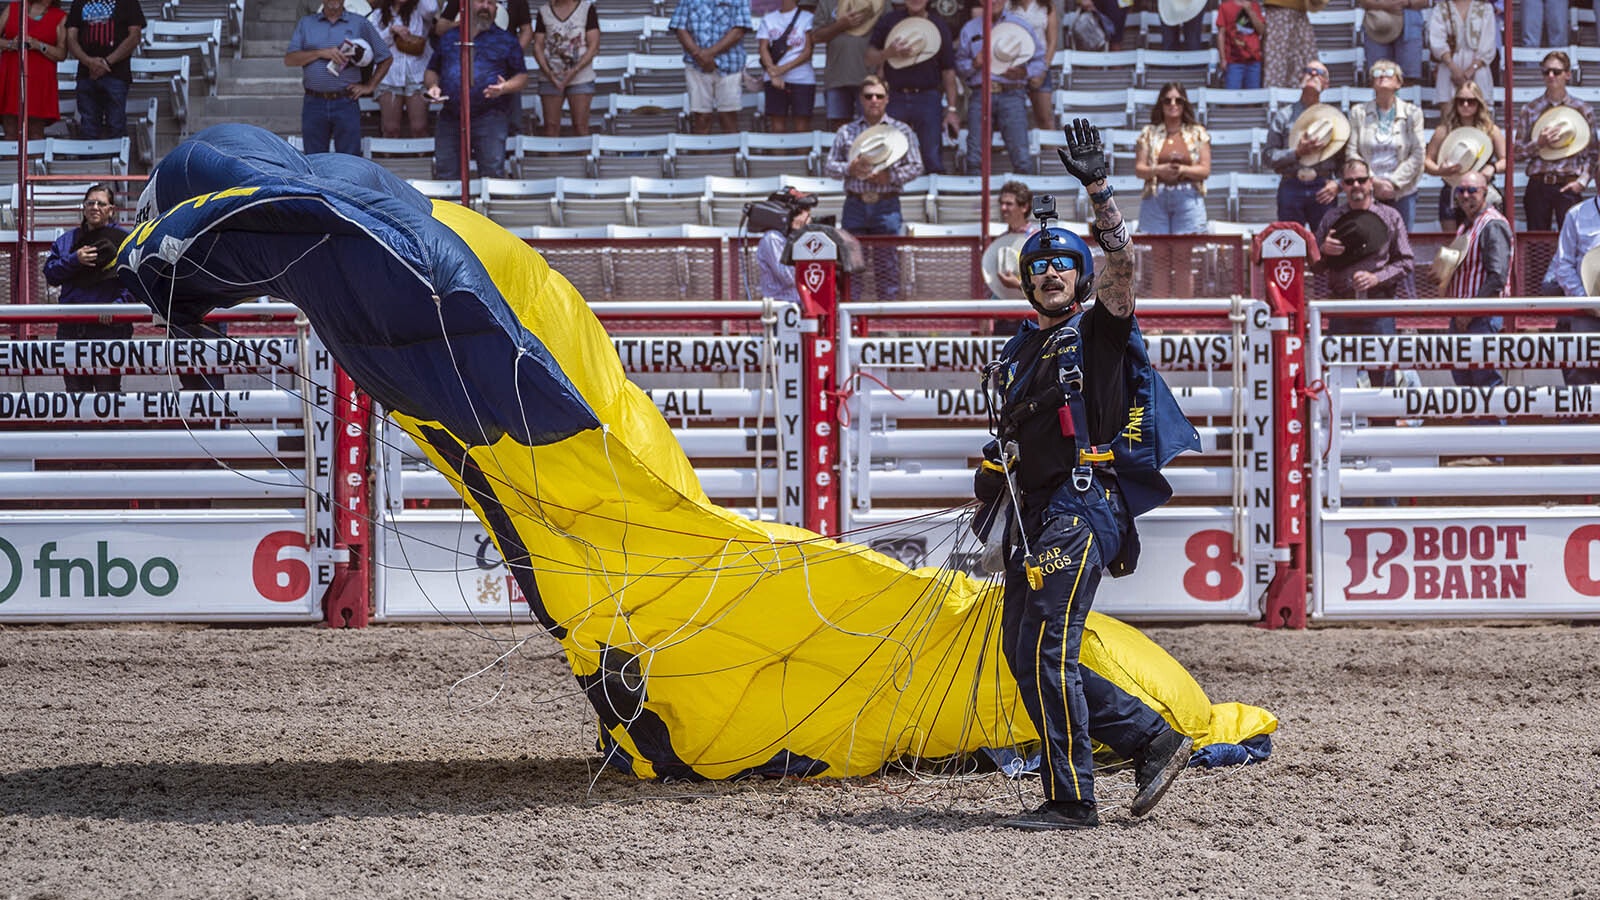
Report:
194,94,304,119
222,56,300,79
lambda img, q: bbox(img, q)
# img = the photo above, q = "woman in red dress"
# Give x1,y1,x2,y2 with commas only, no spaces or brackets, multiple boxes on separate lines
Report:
0,0,69,140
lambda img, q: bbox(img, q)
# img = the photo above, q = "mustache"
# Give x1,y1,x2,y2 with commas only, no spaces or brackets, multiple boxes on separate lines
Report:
1039,276,1067,291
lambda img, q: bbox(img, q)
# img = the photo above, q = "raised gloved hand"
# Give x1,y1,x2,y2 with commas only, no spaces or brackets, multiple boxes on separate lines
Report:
1058,117,1108,188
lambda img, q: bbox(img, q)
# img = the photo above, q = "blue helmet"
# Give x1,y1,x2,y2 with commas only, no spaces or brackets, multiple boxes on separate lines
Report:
1018,225,1095,313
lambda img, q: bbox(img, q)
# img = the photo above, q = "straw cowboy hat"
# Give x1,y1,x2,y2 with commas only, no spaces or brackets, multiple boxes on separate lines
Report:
849,123,911,174
1437,127,1493,186
982,231,1030,299
1363,8,1404,44
1325,208,1389,268
839,0,887,37
1533,106,1592,161
884,17,941,68
1289,104,1351,167
1158,0,1207,26
1429,230,1472,286
990,21,1037,70
1581,246,1600,297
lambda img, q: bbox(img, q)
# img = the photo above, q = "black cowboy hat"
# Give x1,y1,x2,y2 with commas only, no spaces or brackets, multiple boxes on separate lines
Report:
1326,209,1389,268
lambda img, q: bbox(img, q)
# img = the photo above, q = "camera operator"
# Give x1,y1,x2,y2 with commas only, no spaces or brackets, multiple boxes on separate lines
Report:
753,187,817,303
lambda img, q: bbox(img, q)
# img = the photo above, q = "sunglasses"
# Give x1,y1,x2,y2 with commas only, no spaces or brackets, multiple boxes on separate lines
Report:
1026,255,1079,276
861,92,887,100
1302,67,1328,78
1161,96,1185,106
1342,176,1371,185
82,200,112,208
1372,68,1400,78
1543,67,1568,76
1454,185,1483,195
1455,97,1479,104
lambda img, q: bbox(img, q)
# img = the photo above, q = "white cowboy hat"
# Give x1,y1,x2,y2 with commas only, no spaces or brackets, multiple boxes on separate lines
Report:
1362,8,1404,44
982,231,1030,299
1158,0,1207,26
1533,105,1592,161
848,123,911,173
1438,127,1492,186
1288,103,1351,167
1581,246,1600,297
990,21,1036,70
1429,230,1472,287
839,0,887,37
884,17,941,68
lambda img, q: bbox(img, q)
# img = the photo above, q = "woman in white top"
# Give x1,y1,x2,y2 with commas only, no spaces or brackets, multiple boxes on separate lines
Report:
532,0,600,136
757,0,816,134
368,0,435,138
1008,0,1059,129
1424,0,1496,110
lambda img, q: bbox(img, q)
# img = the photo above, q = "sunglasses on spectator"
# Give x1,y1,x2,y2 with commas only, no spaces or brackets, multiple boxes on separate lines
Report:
861,92,887,100
1302,67,1328,78
1454,185,1483,195
1342,176,1371,185
82,200,112,208
1372,67,1400,78
1455,96,1479,104
1543,67,1568,76
1026,255,1079,275
1161,96,1185,106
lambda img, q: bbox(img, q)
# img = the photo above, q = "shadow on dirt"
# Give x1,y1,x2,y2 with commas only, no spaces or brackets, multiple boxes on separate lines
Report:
0,757,639,824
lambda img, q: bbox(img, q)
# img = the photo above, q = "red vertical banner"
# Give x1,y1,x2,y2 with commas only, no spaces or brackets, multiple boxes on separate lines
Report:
1253,225,1315,629
792,231,841,536
326,366,372,627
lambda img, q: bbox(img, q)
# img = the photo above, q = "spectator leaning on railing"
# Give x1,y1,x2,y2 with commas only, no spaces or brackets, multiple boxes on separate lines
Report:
285,0,392,156
65,0,145,140
43,184,134,393
0,0,69,142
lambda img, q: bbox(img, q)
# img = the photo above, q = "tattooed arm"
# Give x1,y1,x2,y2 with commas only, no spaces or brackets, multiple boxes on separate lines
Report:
1059,118,1134,318
1087,178,1133,318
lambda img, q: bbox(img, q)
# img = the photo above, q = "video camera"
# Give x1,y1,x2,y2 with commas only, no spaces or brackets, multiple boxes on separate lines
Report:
743,187,820,234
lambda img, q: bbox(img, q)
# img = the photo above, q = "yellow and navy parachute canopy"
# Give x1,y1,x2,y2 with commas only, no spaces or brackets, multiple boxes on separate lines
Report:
118,124,1276,780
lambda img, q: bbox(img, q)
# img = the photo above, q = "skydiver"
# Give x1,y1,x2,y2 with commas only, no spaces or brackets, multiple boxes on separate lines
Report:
974,118,1200,830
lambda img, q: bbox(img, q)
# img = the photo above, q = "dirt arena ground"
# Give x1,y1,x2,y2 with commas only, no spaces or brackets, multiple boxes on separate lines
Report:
2,620,1597,899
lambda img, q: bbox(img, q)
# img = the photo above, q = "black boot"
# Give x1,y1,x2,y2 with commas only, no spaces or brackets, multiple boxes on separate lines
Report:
999,800,1100,831
1130,728,1193,817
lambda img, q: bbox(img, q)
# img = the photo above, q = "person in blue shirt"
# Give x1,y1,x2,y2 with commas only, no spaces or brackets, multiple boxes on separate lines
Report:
284,0,393,155
954,0,1045,175
425,0,528,179
43,183,133,392
669,0,753,135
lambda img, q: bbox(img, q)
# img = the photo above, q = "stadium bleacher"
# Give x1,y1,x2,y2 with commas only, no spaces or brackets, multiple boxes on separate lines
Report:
0,0,1568,246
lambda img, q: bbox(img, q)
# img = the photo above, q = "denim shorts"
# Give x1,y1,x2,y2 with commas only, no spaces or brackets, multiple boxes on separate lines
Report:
539,79,597,97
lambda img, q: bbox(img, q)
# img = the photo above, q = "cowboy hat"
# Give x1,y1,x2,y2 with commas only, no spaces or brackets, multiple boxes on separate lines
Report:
982,231,1030,299
1325,208,1389,268
839,0,887,37
1362,8,1403,44
1581,246,1600,297
1289,104,1351,167
1438,127,1492,186
1158,0,1207,26
1533,105,1591,161
884,17,941,68
990,21,1036,70
1429,230,1472,287
849,123,911,173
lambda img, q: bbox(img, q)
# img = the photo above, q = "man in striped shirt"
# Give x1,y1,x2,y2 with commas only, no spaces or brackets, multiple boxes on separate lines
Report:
1442,170,1511,389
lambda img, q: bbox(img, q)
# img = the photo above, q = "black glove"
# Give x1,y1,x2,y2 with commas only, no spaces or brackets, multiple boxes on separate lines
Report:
1057,117,1108,188
974,461,1006,505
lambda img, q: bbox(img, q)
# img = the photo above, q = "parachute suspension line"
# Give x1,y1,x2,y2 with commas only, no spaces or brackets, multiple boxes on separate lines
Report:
753,297,781,519
173,233,332,290
444,630,540,713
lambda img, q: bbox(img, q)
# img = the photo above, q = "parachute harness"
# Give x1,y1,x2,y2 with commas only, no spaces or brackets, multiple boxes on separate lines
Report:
980,361,1042,590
